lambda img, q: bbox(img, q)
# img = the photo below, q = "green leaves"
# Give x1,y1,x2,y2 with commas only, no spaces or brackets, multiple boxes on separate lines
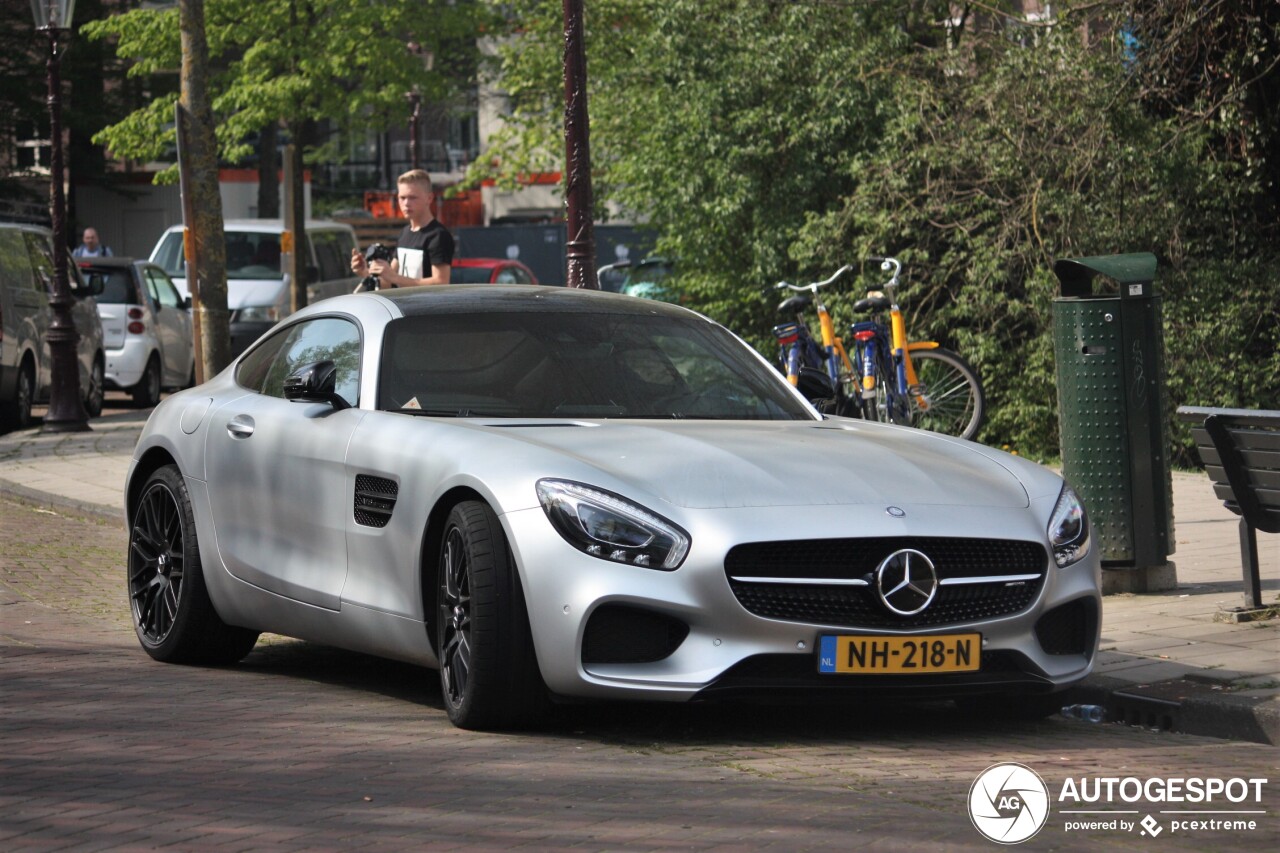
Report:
87,0,485,170
476,0,1275,459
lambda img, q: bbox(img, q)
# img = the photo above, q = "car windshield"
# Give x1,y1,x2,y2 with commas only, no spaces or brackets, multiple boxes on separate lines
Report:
378,310,813,420
153,231,284,281
84,268,137,303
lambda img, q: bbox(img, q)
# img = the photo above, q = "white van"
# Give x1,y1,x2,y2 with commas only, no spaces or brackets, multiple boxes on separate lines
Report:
149,220,359,355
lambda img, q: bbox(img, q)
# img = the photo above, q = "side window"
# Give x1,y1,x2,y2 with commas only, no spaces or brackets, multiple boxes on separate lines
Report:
146,268,182,308
259,317,361,406
235,328,292,393
0,231,33,291
22,232,55,293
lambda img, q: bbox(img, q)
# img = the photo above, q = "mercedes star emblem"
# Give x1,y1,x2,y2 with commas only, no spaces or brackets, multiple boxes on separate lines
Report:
875,548,939,616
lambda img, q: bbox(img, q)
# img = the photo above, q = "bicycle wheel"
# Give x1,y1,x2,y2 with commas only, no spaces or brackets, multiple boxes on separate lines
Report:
904,348,985,441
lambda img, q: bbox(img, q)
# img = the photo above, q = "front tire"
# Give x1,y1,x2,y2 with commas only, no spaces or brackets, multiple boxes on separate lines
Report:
0,360,34,433
84,355,105,418
437,501,549,730
128,464,259,664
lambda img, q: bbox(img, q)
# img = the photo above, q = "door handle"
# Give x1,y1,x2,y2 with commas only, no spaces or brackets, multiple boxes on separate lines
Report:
226,414,255,439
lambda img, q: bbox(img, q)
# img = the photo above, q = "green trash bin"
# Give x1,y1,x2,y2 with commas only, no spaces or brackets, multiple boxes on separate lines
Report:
1052,253,1173,570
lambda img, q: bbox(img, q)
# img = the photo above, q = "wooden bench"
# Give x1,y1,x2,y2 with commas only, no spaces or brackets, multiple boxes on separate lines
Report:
1177,406,1280,610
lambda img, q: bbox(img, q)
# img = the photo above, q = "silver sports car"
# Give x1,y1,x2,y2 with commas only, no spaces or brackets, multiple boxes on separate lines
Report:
125,285,1100,730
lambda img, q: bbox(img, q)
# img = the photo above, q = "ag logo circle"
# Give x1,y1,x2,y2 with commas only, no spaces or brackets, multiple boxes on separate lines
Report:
968,762,1050,844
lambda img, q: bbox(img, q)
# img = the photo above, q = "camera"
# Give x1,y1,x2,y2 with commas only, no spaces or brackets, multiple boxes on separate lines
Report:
364,242,395,263
357,242,396,291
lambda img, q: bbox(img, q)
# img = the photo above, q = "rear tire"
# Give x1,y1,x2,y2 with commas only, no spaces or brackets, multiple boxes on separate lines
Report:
128,464,259,664
0,360,34,433
906,348,985,441
437,500,549,730
132,356,162,408
84,356,105,418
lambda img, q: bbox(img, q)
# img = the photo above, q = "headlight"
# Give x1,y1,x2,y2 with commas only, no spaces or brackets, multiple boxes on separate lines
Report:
235,305,280,324
1049,484,1090,567
536,479,690,570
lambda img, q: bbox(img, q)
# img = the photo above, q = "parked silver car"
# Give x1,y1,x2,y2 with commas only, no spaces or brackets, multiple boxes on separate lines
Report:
78,258,194,407
125,286,1100,730
0,222,105,432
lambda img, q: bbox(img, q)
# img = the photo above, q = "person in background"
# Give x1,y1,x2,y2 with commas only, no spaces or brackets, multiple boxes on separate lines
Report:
72,227,112,258
350,169,454,289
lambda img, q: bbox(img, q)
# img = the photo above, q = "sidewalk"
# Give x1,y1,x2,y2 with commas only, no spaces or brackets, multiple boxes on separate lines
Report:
1,415,1276,743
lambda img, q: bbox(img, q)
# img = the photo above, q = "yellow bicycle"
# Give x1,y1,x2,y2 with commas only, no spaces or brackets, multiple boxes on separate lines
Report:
848,257,985,440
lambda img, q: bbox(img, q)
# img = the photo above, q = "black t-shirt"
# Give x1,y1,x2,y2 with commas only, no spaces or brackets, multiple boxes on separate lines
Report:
396,220,455,281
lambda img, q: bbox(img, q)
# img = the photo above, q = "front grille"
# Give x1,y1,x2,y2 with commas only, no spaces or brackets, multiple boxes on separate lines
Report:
582,605,689,665
353,474,398,528
725,537,1046,629
1035,598,1098,656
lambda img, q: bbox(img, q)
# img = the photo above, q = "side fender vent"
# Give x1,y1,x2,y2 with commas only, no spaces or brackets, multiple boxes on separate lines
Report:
354,475,399,528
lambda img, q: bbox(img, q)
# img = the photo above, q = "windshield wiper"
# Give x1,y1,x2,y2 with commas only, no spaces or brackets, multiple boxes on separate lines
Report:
401,407,476,417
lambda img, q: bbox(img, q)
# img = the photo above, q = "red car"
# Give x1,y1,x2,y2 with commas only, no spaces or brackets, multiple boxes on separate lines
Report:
449,258,539,285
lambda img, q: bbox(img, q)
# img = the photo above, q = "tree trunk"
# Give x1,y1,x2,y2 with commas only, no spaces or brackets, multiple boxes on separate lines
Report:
257,122,279,218
179,0,230,379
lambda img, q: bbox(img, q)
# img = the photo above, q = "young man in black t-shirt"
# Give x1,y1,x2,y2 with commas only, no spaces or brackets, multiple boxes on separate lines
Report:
350,169,456,289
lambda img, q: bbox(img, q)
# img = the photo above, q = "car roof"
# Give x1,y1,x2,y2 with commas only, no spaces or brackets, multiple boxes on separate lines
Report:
0,221,51,236
76,257,142,268
370,283,699,319
162,220,354,234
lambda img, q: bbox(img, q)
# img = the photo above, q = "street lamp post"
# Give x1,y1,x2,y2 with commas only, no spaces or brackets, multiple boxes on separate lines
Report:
32,0,89,433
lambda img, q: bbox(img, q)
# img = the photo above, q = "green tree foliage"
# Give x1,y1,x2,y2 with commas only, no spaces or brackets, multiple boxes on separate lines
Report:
473,0,1278,462
84,0,486,180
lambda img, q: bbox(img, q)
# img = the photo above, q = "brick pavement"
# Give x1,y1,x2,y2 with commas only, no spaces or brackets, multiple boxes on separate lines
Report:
1,498,1277,851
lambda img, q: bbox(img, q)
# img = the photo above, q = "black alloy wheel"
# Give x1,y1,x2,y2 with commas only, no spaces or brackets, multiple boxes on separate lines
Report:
128,465,258,663
437,500,549,730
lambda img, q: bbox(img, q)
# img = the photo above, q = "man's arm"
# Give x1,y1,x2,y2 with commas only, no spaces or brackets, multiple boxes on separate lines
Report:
371,261,451,287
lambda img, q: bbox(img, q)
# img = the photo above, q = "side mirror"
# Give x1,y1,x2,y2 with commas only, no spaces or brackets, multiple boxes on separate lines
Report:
796,366,837,411
182,295,193,310
283,360,351,410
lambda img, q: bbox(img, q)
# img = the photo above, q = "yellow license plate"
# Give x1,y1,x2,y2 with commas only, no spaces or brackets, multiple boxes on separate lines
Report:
818,633,981,674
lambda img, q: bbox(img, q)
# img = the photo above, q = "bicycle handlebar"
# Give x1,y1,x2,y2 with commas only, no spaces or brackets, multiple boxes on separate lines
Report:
774,256,902,294
775,264,854,293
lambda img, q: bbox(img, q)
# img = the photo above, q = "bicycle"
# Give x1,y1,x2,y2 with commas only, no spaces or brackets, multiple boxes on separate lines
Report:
772,265,859,416
847,257,985,440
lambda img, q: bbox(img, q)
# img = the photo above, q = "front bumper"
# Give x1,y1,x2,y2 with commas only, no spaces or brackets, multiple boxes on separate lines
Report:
503,498,1102,704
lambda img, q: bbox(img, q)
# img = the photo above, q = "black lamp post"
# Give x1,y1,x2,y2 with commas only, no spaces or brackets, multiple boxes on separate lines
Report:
32,0,88,433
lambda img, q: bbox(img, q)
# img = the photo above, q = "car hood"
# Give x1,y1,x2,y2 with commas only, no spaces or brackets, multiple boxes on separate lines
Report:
485,419,1030,510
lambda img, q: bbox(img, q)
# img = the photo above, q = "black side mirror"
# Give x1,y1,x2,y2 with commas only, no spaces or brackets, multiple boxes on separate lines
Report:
283,360,351,410
182,295,193,310
796,366,837,411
